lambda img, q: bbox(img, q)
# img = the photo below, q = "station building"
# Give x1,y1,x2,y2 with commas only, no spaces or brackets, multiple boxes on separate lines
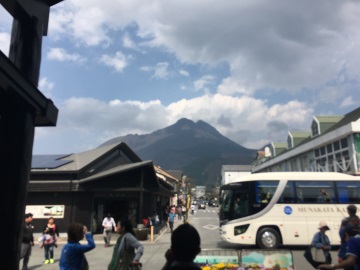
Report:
27,142,179,233
253,106,360,176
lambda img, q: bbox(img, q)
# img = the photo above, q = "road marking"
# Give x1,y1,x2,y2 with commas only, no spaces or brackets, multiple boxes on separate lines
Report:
202,224,219,230
192,217,218,219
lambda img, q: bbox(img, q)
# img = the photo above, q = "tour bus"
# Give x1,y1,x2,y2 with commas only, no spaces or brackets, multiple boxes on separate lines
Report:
219,172,360,249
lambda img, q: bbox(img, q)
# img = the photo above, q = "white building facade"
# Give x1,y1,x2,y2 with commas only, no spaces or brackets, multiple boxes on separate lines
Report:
253,107,360,175
195,186,206,199
221,165,253,185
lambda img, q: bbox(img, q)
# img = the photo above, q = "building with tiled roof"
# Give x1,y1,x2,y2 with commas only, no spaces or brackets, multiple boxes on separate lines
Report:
27,142,177,233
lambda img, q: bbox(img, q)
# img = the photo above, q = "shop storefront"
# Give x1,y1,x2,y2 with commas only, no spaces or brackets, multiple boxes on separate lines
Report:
27,142,177,233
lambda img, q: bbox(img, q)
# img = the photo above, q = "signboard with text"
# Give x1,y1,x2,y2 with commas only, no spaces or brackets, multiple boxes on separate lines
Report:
25,205,64,218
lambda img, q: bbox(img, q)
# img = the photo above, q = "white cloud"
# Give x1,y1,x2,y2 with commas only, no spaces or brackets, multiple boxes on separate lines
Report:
217,77,253,95
179,69,189,77
0,32,10,55
167,94,313,147
122,32,138,50
38,77,55,97
47,0,360,95
47,47,86,62
140,62,169,79
49,1,112,47
194,75,215,92
34,94,313,153
317,87,347,105
0,6,12,30
153,62,169,79
99,51,128,72
340,96,355,108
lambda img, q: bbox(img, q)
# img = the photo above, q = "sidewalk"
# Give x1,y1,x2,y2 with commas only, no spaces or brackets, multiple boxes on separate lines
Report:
25,221,183,270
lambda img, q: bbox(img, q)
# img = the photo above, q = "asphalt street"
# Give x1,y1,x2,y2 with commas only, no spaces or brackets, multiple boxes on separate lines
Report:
22,207,339,270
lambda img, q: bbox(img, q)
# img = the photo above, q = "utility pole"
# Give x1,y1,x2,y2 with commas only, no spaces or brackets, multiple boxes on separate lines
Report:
184,177,192,223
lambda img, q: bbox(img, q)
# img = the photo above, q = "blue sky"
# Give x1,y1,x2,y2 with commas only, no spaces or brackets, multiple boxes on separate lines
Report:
1,0,359,154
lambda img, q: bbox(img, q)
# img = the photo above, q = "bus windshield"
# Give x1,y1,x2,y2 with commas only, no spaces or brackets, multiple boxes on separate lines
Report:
219,180,279,223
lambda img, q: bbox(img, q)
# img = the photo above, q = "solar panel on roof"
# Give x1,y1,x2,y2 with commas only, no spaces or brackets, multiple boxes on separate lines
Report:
32,154,73,169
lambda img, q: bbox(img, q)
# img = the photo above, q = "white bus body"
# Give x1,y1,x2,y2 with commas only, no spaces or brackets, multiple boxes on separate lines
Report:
219,172,360,249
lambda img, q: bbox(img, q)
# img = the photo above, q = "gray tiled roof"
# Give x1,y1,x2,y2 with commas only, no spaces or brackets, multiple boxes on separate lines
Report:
79,160,153,183
32,142,123,172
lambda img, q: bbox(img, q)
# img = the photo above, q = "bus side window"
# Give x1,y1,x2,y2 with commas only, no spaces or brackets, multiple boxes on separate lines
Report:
297,189,303,203
279,182,294,203
350,189,360,203
338,189,349,203
296,181,334,203
317,189,333,203
337,181,360,204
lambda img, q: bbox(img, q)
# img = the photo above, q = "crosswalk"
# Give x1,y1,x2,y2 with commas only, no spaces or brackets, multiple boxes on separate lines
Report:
191,209,218,214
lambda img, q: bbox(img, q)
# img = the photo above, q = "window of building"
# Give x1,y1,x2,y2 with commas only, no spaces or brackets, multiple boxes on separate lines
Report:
341,138,348,149
326,144,333,153
313,137,351,173
291,159,298,171
311,121,319,137
328,155,334,171
287,136,293,149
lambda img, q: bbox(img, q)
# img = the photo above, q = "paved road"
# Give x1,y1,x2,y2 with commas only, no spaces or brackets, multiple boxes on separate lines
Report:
22,208,339,269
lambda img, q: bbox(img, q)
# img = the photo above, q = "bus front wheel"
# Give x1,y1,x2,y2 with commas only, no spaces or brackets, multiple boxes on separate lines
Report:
256,227,280,249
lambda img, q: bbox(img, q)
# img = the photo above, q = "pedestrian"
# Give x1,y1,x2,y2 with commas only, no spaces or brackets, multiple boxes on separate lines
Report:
20,213,34,270
319,225,360,269
190,204,195,215
164,204,169,225
338,225,360,270
317,189,330,202
338,205,359,265
177,206,182,220
108,218,144,270
311,220,332,264
341,205,359,229
161,223,201,270
59,223,95,270
152,210,160,234
103,213,116,247
168,207,176,234
42,216,60,264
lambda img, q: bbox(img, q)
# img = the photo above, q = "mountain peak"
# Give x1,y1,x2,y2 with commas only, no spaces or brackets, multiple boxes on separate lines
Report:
170,118,220,138
176,118,195,125
99,118,256,185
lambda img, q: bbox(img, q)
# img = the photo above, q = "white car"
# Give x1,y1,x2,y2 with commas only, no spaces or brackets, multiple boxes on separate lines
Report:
198,202,206,209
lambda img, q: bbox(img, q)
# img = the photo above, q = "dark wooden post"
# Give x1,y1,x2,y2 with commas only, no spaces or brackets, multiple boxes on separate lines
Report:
9,16,43,86
0,94,35,270
139,169,144,224
0,1,62,268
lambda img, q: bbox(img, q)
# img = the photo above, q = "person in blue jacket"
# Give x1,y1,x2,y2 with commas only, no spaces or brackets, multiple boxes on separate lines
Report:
59,223,96,270
311,221,332,264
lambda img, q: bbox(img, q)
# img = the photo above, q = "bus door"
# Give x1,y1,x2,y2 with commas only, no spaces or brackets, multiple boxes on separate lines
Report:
278,181,309,245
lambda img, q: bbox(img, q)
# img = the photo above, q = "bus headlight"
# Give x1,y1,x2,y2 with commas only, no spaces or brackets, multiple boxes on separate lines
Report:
234,224,250,236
